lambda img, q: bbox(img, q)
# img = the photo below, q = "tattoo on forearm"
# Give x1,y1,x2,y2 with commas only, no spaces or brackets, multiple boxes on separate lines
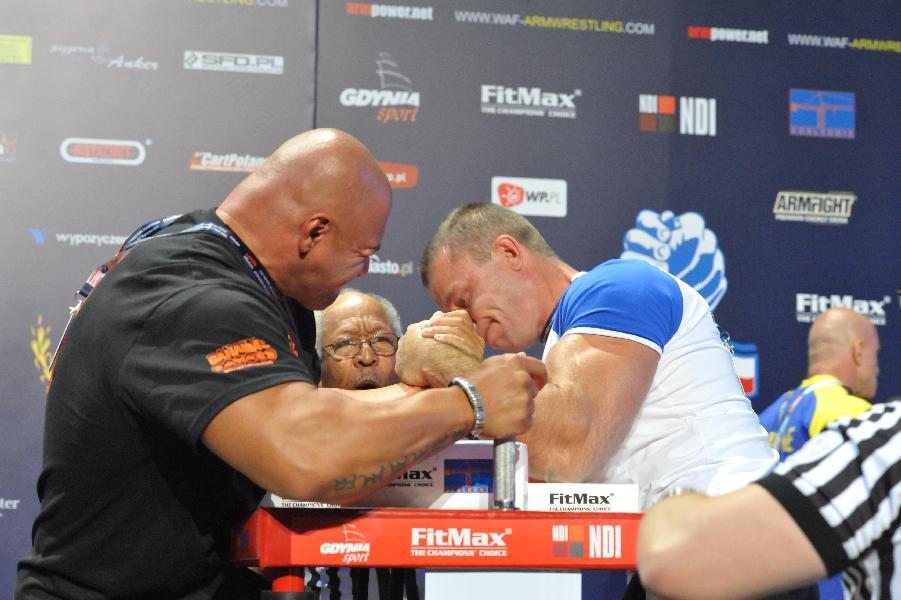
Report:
332,430,467,494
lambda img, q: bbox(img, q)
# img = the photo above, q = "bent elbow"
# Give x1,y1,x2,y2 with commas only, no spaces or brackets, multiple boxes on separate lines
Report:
636,544,683,598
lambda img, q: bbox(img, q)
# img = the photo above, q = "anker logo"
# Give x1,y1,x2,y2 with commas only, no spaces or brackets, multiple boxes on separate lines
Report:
60,138,146,166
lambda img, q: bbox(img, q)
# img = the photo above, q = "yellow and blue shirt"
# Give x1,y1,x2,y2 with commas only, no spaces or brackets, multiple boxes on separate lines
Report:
760,374,872,461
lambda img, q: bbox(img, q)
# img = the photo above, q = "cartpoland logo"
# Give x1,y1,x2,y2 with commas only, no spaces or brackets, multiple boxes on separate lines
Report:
189,151,266,173
60,138,146,166
378,161,419,189
492,176,567,217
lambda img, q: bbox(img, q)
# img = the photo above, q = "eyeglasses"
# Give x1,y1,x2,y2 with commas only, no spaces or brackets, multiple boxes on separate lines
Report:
323,333,399,360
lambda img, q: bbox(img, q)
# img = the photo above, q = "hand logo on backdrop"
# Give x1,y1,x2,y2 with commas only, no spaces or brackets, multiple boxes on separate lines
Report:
621,209,728,310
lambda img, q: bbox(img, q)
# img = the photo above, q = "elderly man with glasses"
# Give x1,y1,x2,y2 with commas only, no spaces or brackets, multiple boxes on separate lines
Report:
313,288,418,599
316,288,404,391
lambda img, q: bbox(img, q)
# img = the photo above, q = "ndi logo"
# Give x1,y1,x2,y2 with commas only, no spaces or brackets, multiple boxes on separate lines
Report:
639,94,716,136
551,524,622,558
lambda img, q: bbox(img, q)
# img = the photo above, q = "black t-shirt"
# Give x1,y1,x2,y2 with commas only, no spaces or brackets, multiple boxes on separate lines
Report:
16,210,319,599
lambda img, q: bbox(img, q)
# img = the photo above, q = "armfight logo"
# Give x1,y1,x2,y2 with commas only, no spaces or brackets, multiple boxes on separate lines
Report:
60,138,146,166
492,176,567,217
773,190,856,225
796,293,891,325
340,52,420,123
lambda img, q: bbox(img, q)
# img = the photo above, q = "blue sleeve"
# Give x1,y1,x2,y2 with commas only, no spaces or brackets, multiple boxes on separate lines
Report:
759,394,788,431
554,259,682,350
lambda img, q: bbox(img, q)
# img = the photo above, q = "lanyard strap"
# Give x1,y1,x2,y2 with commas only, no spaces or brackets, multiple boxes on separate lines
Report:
771,379,844,453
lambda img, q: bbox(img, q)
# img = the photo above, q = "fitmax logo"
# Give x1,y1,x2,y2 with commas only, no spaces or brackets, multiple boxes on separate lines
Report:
549,493,611,505
411,527,510,547
796,293,890,325
398,469,434,480
481,85,580,118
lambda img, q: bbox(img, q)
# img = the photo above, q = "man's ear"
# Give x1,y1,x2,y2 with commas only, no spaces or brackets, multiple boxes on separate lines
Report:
298,215,330,257
851,338,864,367
494,234,523,270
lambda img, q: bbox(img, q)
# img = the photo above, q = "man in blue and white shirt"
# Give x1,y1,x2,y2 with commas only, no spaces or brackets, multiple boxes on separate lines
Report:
412,202,777,510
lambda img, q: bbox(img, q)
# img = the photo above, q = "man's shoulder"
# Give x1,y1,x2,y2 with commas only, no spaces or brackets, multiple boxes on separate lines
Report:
572,259,677,295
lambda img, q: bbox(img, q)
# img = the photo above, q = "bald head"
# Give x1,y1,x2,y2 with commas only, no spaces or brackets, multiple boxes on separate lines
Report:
221,128,390,221
808,307,881,399
216,128,392,309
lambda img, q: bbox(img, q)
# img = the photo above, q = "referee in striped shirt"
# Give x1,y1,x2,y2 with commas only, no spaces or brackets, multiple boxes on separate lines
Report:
636,398,901,599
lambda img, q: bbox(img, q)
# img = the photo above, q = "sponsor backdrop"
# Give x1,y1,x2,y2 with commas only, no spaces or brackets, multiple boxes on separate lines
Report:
1,0,898,594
